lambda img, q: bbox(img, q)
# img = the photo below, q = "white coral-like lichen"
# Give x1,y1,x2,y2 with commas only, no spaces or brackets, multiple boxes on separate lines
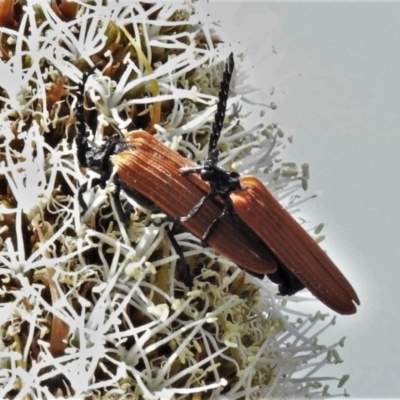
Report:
0,1,350,399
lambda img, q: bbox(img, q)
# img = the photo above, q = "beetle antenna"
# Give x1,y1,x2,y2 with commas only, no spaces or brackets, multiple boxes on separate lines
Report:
75,64,98,168
208,52,234,153
177,53,240,239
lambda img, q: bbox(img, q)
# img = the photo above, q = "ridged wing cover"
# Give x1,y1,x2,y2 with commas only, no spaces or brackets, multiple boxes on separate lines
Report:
231,176,360,314
111,131,277,275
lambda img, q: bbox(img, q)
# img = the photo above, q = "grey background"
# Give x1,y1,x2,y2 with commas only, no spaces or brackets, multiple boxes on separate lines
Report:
203,2,400,398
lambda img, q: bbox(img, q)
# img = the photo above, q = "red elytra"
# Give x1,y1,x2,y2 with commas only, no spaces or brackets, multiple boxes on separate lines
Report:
230,176,360,314
169,53,359,315
112,130,278,276
113,130,359,314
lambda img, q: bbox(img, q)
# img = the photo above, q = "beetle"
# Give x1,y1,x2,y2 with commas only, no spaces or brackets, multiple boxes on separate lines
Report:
75,56,359,314
74,62,279,283
177,53,360,315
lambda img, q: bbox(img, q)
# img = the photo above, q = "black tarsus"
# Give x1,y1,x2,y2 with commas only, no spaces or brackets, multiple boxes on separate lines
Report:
165,227,194,287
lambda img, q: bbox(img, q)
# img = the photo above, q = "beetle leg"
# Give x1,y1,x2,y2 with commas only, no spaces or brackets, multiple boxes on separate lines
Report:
201,194,235,245
111,181,129,222
77,177,104,215
267,262,305,296
179,191,218,222
201,206,229,246
165,226,194,288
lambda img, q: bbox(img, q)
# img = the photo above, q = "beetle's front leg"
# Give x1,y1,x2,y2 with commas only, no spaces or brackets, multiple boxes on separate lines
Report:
164,226,194,288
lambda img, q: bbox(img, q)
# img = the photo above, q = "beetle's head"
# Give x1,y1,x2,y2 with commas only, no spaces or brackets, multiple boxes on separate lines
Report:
84,134,129,180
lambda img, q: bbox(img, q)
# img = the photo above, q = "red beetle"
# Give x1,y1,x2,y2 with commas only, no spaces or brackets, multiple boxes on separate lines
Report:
75,63,278,284
177,53,360,314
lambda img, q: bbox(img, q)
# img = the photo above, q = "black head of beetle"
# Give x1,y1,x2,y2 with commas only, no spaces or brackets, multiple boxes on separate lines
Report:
74,66,195,286
74,67,151,218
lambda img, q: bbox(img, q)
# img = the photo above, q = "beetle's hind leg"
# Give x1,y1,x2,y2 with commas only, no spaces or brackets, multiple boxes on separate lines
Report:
75,65,100,168
165,226,194,288
201,206,229,246
111,181,130,223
